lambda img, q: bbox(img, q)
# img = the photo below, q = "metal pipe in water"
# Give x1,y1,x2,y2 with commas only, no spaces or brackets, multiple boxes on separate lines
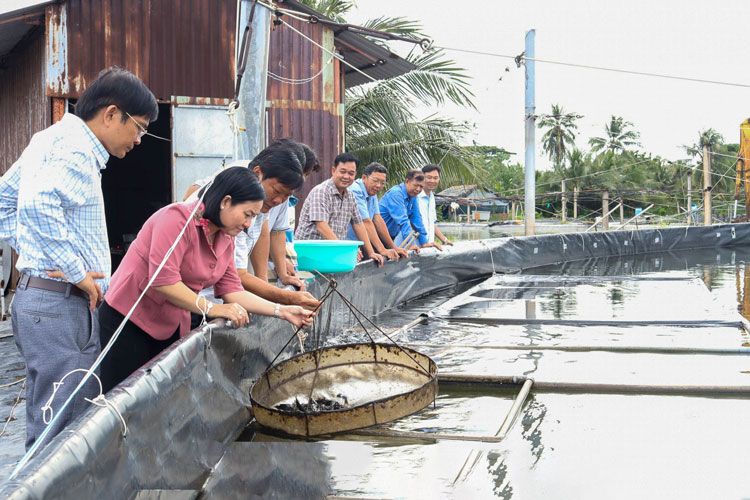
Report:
438,373,750,397
406,343,750,355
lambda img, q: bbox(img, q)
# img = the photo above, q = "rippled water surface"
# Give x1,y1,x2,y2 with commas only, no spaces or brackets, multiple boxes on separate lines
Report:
251,246,750,499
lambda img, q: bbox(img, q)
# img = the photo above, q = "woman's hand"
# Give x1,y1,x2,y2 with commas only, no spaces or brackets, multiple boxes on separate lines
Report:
279,305,315,328
208,302,250,327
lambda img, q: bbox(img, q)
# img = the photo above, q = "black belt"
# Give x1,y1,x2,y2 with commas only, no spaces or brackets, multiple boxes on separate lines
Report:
17,273,87,299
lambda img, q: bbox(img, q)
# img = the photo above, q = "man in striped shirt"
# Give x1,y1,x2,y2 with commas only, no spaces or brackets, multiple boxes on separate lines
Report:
0,67,157,449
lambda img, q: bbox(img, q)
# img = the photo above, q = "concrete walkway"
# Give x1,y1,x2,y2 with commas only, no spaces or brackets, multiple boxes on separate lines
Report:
0,320,25,480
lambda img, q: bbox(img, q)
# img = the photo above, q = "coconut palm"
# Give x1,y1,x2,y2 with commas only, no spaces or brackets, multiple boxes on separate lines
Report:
538,104,578,175
683,128,724,161
297,0,479,185
589,116,641,154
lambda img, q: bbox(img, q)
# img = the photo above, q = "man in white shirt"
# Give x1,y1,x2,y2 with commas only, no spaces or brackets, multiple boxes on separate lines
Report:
417,164,452,248
184,141,319,314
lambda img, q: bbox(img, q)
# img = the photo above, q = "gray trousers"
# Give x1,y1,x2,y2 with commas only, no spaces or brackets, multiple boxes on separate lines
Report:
11,285,101,450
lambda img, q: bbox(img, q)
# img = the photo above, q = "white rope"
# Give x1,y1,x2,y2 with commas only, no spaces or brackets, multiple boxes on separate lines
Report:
294,324,308,354
226,100,245,161
40,369,127,437
10,184,212,479
268,56,335,85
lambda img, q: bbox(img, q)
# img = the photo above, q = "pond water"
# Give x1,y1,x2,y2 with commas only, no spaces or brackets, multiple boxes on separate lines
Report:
246,245,750,499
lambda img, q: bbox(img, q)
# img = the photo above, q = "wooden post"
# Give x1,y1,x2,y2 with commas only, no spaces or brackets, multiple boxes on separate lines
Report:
602,190,609,231
687,174,693,224
561,179,567,223
511,201,517,221
619,198,624,225
573,186,578,219
703,146,712,226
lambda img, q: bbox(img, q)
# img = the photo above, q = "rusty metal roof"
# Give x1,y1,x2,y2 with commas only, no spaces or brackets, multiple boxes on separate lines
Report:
275,0,416,88
0,1,50,59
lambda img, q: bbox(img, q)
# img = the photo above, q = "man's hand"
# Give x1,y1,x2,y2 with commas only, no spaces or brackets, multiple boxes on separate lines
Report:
46,270,104,311
382,248,399,261
369,252,385,267
285,259,297,277
394,247,409,259
422,242,443,251
408,244,420,253
443,239,454,246
280,273,306,291
291,291,320,310
357,248,363,261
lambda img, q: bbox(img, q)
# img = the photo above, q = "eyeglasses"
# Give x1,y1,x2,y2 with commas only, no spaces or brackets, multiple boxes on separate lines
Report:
125,111,148,139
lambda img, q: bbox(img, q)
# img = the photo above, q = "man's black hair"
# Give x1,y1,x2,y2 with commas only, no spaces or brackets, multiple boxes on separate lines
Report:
300,143,320,174
75,67,158,122
249,142,305,190
333,152,359,169
363,162,387,176
405,169,425,182
422,164,442,175
199,167,266,227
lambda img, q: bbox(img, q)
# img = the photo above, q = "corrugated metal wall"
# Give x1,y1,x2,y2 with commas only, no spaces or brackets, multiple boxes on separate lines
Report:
0,27,49,175
265,16,344,215
48,0,236,100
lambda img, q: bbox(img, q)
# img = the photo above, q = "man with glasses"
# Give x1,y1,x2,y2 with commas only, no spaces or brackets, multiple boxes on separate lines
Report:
0,67,158,449
346,162,408,261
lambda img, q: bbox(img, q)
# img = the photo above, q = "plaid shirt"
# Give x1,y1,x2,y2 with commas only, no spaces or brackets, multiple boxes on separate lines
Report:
295,178,363,240
0,113,111,289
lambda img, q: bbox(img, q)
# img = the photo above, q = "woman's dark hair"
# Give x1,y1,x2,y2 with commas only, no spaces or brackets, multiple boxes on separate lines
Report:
249,142,304,190
364,162,387,176
199,167,266,227
75,67,158,122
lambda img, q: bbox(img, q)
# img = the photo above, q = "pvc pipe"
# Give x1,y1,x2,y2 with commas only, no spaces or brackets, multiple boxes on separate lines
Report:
444,317,742,328
405,343,750,355
438,373,750,397
495,378,533,439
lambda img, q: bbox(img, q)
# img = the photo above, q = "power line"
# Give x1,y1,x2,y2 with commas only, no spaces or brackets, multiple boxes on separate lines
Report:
436,45,750,89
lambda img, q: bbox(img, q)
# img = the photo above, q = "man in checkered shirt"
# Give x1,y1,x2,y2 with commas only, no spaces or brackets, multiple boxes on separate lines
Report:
0,67,157,449
295,153,384,266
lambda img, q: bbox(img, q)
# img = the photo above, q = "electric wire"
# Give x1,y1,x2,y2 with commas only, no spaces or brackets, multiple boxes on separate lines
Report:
436,45,750,88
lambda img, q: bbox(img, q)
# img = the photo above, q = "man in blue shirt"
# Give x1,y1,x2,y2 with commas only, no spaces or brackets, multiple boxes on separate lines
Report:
0,67,158,449
379,169,442,251
346,163,408,261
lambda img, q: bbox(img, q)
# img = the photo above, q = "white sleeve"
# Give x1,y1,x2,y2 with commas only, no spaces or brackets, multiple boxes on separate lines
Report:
234,230,250,270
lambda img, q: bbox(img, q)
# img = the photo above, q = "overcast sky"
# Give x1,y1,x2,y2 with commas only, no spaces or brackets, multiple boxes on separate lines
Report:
351,0,750,170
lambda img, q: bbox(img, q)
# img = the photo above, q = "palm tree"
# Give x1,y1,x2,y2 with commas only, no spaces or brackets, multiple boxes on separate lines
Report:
589,116,641,154
297,0,480,185
566,149,586,189
537,104,578,175
683,128,724,161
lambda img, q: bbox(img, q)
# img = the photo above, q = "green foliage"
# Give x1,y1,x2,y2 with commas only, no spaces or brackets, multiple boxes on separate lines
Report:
464,145,521,195
538,104,579,174
297,0,477,186
589,116,641,153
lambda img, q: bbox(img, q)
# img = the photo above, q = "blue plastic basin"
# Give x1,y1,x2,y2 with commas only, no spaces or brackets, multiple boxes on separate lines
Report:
294,240,364,273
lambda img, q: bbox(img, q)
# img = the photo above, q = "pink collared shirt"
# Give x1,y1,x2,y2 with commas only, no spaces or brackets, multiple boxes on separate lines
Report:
105,200,244,340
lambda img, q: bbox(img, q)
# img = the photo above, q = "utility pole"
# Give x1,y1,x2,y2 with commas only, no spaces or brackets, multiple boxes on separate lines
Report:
573,186,578,219
619,198,624,225
687,173,692,224
561,179,567,223
524,29,536,236
703,145,712,226
602,190,609,231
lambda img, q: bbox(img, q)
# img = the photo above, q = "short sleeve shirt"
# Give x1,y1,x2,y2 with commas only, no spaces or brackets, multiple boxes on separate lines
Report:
267,201,291,232
346,179,379,240
295,178,363,240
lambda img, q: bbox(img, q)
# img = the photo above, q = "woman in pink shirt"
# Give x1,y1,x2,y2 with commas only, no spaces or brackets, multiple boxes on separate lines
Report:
98,167,313,392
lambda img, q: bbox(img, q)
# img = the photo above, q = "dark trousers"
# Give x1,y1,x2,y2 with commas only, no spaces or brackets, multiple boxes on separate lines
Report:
11,286,100,450
97,300,179,393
